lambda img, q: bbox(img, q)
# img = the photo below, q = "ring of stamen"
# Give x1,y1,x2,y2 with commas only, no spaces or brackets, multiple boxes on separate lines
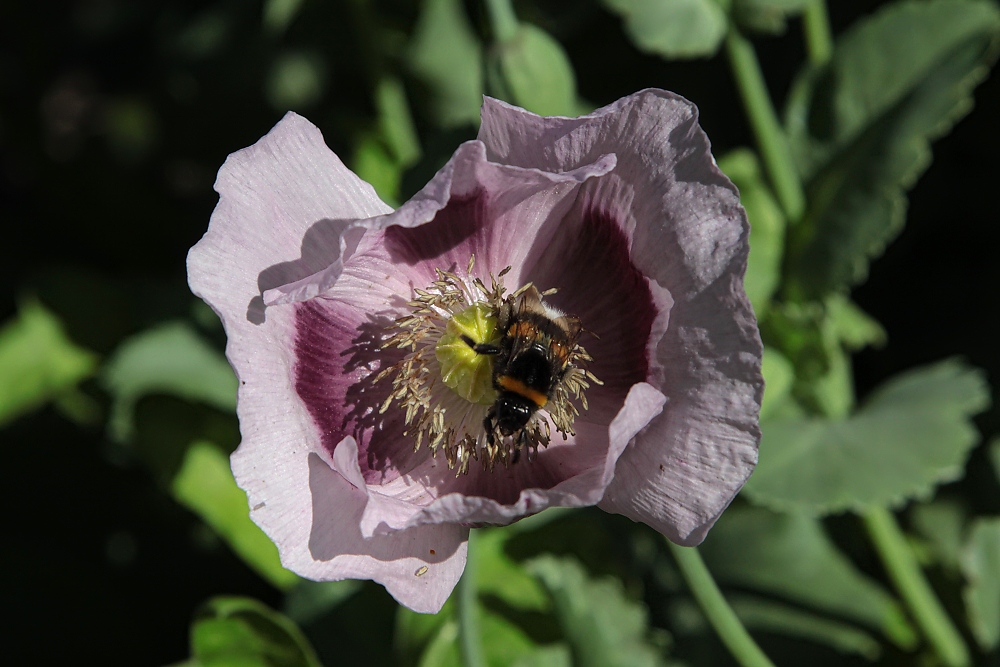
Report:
374,257,600,475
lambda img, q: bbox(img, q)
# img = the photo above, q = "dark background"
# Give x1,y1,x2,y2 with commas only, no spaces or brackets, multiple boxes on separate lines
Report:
2,1,996,663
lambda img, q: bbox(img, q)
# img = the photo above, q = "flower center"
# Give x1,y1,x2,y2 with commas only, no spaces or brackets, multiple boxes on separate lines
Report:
375,258,599,475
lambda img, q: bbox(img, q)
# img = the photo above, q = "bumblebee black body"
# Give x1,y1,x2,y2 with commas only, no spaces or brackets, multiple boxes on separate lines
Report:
461,287,582,455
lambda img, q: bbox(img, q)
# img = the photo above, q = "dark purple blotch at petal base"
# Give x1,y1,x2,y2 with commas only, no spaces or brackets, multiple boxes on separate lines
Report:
531,204,661,420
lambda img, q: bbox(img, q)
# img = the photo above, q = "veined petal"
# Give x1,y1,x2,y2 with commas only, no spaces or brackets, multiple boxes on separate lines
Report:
480,91,763,544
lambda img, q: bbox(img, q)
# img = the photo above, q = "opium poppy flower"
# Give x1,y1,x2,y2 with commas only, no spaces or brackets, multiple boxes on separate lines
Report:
187,90,763,613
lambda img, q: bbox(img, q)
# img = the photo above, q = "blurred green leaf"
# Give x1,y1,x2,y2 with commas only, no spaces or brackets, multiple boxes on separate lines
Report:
601,0,727,59
353,133,403,206
527,556,667,667
407,0,483,127
760,347,793,420
172,441,298,590
764,296,883,418
784,0,1000,296
264,0,305,35
989,437,1000,485
266,51,326,111
376,77,422,168
397,600,454,667
732,0,810,35
487,23,579,117
102,321,237,442
717,148,786,313
826,295,886,351
961,518,1000,651
283,580,361,625
745,359,990,514
476,528,550,611
701,504,917,648
0,298,98,428
190,596,321,667
909,498,968,573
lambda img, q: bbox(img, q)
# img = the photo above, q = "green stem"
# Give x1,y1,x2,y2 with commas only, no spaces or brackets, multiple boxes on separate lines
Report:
802,0,833,67
483,0,518,43
724,30,806,223
458,529,486,667
668,542,776,667
863,508,970,667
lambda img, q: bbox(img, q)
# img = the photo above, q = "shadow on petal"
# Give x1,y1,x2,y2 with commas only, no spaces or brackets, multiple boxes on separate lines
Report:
307,452,459,565
249,218,362,324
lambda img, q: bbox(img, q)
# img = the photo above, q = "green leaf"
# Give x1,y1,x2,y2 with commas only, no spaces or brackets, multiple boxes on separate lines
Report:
172,441,298,590
760,347,794,420
263,0,305,35
601,0,728,59
283,580,362,625
732,0,810,35
476,528,550,611
527,556,667,667
717,148,786,314
825,295,886,351
265,51,327,111
0,298,98,428
190,596,321,667
376,77,421,168
784,0,1000,296
102,321,237,442
961,518,1000,651
909,498,968,572
407,0,483,127
745,359,990,514
486,23,579,117
701,504,917,648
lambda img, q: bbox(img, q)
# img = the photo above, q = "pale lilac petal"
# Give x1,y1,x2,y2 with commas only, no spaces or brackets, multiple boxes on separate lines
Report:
480,91,763,544
366,382,665,530
264,141,617,308
189,113,468,612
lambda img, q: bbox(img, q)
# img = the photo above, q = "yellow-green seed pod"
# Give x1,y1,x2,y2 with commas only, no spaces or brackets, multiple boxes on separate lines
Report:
435,303,498,406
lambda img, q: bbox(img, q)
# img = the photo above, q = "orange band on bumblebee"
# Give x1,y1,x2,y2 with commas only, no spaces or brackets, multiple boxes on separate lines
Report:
496,375,548,408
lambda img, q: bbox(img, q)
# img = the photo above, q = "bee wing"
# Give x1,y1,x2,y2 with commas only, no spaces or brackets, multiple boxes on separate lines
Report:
552,315,582,347
516,285,546,316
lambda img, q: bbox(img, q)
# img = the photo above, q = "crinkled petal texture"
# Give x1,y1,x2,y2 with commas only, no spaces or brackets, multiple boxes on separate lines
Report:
188,90,761,614
479,89,763,545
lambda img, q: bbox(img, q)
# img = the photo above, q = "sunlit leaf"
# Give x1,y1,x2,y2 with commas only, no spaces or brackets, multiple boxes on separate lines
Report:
172,441,298,590
701,504,917,648
407,0,483,127
601,0,727,59
718,149,785,314
528,556,667,667
784,0,1000,296
961,518,1000,651
190,596,320,667
486,24,579,117
745,359,990,513
0,298,98,428
102,321,236,442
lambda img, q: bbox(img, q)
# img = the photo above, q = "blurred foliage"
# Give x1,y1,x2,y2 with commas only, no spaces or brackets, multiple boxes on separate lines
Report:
3,0,1000,665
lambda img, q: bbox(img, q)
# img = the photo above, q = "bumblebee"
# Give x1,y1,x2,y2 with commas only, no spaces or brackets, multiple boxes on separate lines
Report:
462,285,583,453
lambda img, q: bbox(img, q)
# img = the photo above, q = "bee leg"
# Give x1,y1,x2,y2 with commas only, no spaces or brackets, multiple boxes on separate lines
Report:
461,335,500,356
483,407,497,449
